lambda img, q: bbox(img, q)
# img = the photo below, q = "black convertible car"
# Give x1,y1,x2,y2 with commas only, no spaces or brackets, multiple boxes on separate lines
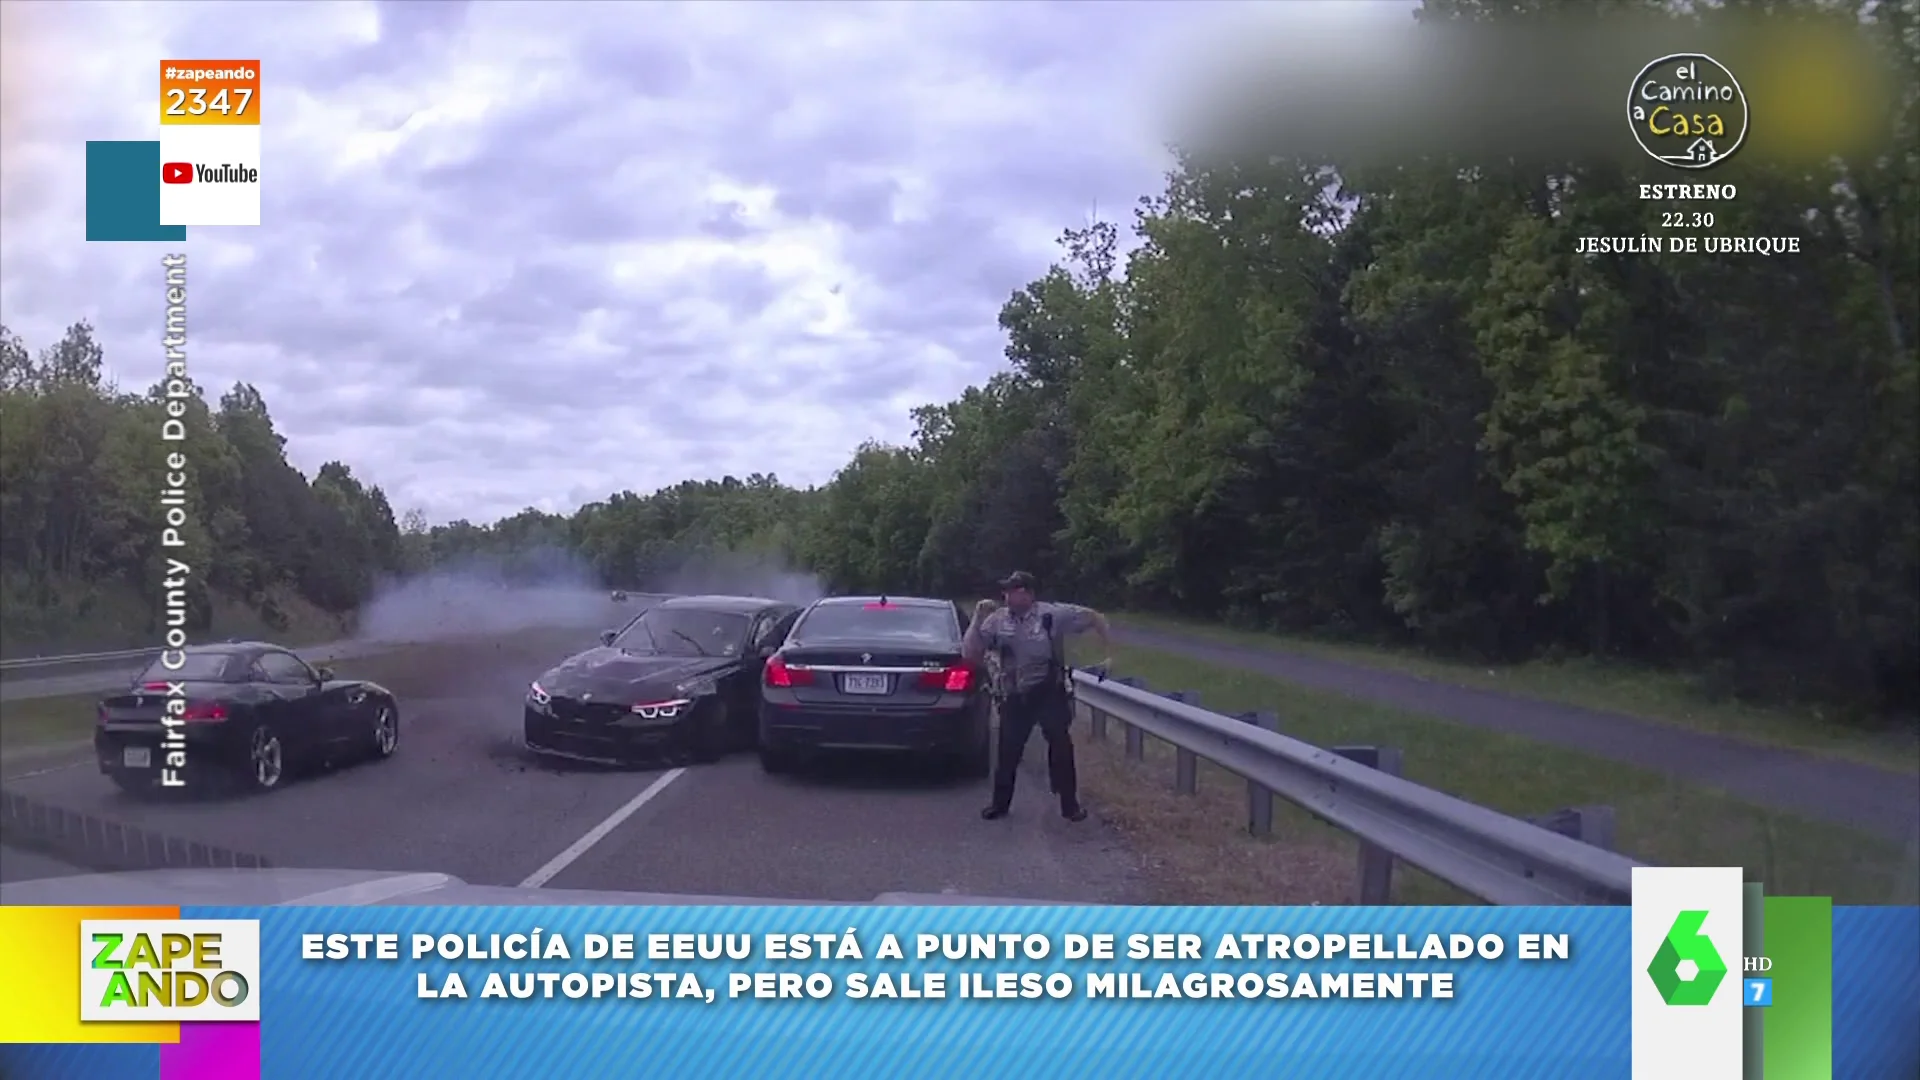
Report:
524,595,802,765
758,595,991,777
95,642,400,795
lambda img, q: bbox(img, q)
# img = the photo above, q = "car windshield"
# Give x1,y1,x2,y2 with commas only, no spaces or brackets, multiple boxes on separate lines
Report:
792,603,956,645
136,653,236,682
613,608,751,657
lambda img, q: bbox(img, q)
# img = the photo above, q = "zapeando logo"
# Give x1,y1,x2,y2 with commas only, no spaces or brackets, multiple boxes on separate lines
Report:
1647,910,1728,1005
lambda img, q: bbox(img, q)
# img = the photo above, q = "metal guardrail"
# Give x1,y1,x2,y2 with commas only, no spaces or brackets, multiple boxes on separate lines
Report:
1068,670,1643,906
0,790,273,872
0,647,160,673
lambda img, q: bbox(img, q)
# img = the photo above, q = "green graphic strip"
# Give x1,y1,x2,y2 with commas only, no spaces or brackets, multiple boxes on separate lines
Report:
1744,883,1764,1080
1763,895,1833,1080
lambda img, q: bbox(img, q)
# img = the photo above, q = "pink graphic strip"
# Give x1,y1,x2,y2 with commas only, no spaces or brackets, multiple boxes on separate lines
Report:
160,1021,261,1080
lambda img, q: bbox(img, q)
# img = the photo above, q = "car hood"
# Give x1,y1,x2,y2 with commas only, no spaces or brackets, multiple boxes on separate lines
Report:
0,867,1080,908
539,648,734,699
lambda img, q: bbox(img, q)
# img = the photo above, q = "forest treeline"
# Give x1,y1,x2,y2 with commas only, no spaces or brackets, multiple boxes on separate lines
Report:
1,0,1912,716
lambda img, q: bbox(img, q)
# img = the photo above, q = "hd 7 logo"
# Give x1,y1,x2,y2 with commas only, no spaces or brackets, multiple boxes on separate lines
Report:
1646,910,1728,1006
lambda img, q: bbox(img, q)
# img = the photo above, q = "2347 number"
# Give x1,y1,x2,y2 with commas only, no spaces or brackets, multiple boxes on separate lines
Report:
165,87,254,117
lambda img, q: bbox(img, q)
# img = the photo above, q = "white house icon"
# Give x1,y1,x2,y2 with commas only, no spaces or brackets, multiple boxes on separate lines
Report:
1687,138,1716,163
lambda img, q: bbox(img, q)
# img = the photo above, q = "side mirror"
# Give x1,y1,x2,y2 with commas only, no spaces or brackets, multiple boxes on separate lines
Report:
600,630,618,646
315,666,335,682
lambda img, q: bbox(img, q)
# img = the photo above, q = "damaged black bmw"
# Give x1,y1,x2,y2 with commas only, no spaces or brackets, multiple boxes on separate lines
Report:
523,595,802,765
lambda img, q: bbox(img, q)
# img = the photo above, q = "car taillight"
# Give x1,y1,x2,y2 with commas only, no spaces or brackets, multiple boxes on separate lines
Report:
141,681,172,690
764,655,814,688
916,666,972,692
180,701,227,722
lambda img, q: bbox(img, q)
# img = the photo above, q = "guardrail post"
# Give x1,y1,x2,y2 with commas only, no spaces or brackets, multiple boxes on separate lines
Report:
1236,711,1280,836
1161,691,1202,794
1530,805,1618,852
1334,745,1403,904
1117,677,1147,760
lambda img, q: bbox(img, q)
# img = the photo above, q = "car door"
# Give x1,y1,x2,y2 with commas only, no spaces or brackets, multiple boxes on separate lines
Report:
254,650,330,754
726,607,794,734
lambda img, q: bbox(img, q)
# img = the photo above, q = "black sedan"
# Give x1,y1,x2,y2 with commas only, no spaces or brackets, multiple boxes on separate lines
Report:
524,595,802,766
757,595,991,778
94,642,400,796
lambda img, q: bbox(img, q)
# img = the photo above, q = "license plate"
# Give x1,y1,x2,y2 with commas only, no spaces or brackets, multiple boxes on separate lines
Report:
841,673,890,695
122,746,152,769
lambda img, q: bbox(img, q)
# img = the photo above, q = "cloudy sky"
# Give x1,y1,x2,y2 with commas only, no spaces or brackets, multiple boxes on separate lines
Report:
1,0,1415,526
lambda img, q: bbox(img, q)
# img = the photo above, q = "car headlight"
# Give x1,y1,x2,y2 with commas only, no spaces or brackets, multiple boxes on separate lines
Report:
528,681,552,707
675,677,717,698
630,699,692,721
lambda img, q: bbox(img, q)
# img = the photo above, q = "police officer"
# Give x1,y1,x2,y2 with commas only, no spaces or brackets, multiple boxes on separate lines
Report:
963,571,1113,822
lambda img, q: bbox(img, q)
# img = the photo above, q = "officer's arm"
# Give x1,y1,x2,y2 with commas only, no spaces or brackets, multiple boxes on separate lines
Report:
1055,604,1113,659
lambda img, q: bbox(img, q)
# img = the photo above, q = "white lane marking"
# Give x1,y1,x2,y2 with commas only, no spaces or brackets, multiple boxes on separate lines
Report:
4,759,87,781
518,767,687,889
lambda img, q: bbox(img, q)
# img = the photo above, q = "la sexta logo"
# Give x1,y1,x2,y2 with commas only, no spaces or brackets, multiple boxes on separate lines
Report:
162,162,193,184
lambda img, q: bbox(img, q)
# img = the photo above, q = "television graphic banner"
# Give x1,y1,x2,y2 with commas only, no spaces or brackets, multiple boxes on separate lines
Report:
0,901,1914,1080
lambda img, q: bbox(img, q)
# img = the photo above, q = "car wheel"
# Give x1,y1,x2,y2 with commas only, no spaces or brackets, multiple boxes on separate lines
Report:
368,702,399,759
245,725,285,792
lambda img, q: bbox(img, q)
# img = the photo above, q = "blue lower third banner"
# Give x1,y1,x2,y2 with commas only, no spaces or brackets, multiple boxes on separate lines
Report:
3,905,1915,1080
85,141,186,243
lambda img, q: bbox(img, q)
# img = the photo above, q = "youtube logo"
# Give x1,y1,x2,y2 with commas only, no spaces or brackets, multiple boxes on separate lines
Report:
162,162,193,184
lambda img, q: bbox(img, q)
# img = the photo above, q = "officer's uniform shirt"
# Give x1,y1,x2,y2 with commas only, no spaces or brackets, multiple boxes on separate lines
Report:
973,601,1096,697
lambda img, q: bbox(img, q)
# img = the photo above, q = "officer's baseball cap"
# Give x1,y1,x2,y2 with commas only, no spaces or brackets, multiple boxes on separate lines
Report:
997,571,1038,592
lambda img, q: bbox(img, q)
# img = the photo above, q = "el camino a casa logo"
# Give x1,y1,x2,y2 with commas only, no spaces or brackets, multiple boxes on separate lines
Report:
1628,53,1749,169
81,919,261,1021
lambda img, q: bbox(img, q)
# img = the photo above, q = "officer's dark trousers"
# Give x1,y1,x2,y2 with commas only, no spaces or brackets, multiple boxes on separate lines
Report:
990,681,1079,814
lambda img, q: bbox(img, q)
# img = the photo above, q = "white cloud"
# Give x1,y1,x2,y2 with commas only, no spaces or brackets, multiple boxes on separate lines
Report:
0,0,1416,524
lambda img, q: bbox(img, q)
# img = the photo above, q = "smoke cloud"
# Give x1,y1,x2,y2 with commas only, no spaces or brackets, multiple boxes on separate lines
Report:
645,550,826,607
352,548,620,644
349,547,827,644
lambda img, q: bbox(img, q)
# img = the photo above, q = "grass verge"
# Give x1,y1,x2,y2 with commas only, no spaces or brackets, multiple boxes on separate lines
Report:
0,693,100,750
1116,612,1919,775
1070,640,1911,906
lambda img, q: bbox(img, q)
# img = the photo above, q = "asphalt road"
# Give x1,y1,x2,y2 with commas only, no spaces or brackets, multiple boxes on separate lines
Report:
0,647,1150,901
1114,626,1920,843
0,594,676,703
6,612,1912,899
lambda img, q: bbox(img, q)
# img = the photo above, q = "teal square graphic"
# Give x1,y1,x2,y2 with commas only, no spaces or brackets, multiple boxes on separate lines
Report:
86,140,186,242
